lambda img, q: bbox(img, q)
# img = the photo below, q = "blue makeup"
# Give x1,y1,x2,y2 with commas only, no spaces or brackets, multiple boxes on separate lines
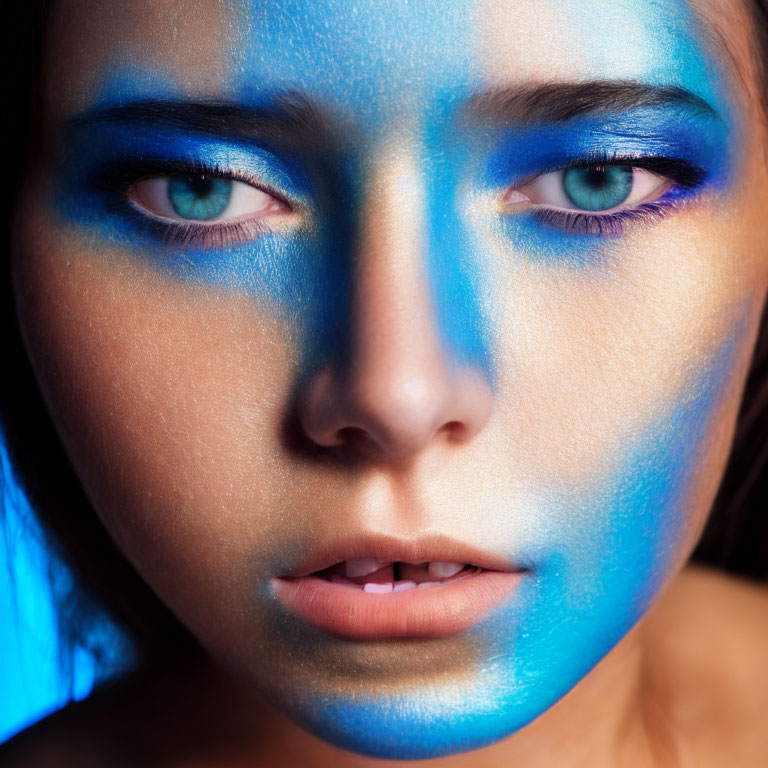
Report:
56,116,356,362
287,313,747,759
49,0,742,759
484,103,729,263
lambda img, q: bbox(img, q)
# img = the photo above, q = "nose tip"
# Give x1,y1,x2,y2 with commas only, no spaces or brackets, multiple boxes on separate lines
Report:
294,149,492,464
298,360,493,462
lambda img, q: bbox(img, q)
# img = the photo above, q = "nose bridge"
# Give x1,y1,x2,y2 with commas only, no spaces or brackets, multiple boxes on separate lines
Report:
352,147,440,378
295,137,494,461
350,136,492,385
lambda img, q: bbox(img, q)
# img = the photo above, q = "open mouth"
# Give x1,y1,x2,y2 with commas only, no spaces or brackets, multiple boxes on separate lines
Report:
317,559,483,593
271,555,525,640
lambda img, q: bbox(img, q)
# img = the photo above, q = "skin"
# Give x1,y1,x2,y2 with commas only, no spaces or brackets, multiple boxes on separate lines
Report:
5,0,768,764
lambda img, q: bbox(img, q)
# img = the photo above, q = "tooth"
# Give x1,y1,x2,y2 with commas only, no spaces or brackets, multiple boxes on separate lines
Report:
363,582,394,594
393,580,417,592
417,581,441,589
427,562,464,579
346,558,390,578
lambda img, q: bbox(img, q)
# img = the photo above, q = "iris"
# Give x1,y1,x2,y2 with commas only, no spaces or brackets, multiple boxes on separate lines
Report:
563,165,633,211
168,174,231,220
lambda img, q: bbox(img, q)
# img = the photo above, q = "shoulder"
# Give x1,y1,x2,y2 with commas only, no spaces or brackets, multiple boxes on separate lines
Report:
644,565,768,765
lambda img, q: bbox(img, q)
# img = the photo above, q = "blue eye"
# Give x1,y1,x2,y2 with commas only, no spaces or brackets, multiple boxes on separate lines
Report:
167,175,232,220
499,158,705,237
562,166,633,212
506,164,669,215
129,172,288,226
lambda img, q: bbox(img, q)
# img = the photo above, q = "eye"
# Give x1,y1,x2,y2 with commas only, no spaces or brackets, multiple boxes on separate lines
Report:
129,173,289,223
505,165,671,214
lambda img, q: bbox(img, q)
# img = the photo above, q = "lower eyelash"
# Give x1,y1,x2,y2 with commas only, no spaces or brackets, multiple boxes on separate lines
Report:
94,160,288,249
518,153,705,237
110,198,276,248
531,200,680,237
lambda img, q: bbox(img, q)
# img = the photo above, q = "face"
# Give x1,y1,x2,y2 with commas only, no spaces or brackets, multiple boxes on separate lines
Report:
13,0,768,759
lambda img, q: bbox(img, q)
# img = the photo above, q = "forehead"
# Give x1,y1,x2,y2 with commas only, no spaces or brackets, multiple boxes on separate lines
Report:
45,0,726,120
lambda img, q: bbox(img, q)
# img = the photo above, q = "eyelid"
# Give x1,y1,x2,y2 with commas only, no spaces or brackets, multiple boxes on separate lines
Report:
129,175,290,224
495,155,706,238
86,157,307,249
505,166,671,214
501,154,703,194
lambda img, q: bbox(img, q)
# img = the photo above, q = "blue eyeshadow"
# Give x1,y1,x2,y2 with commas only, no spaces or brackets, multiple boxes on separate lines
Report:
55,99,731,344
43,0,747,756
479,105,730,263
486,107,728,187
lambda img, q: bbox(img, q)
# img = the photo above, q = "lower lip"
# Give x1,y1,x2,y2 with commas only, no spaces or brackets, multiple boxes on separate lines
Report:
270,569,524,640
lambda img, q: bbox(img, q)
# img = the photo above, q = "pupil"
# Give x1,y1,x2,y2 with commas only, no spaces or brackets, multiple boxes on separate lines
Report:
584,167,609,188
183,175,215,197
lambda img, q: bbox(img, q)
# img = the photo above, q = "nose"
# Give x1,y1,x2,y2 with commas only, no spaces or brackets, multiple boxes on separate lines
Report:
297,153,493,463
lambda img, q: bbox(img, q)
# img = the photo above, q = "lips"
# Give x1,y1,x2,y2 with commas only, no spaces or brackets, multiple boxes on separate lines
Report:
270,536,525,640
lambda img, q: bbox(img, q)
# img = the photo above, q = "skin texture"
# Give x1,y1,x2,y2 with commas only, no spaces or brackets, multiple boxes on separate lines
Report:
6,0,768,764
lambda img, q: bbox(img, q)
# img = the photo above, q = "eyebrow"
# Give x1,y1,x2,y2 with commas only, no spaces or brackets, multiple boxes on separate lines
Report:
67,91,334,147
466,80,719,124
67,80,719,146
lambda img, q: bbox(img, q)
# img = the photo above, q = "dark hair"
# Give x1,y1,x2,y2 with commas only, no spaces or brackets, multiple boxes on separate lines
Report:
2,0,767,691
2,2,200,680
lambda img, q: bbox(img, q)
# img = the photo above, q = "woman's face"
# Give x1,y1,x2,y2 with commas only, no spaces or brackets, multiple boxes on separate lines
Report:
13,0,768,759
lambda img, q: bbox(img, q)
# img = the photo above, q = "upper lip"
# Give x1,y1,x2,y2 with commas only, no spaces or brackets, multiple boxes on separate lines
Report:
277,532,523,578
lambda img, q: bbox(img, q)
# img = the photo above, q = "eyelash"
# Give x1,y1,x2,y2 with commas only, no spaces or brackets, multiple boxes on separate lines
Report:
128,211,274,249
513,153,706,237
93,159,292,248
93,152,706,247
532,201,675,237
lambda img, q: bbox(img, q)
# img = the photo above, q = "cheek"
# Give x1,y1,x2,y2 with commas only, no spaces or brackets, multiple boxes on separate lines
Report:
460,193,766,624
483,202,759,483
12,211,304,622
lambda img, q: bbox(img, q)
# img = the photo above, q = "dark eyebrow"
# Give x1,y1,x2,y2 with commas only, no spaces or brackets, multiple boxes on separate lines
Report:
466,80,719,124
67,91,333,146
67,81,718,146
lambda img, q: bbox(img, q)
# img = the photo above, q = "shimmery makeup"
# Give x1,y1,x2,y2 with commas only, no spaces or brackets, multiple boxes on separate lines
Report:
485,104,728,263
42,0,746,759
269,312,746,759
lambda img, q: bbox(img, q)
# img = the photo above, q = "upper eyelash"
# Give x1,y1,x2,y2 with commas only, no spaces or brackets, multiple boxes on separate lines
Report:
512,152,705,190
91,158,295,211
563,154,704,188
92,159,294,248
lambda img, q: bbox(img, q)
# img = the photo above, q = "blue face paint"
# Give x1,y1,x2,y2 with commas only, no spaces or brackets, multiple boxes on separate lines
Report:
484,104,731,263
280,313,746,759
49,0,742,758
56,112,355,365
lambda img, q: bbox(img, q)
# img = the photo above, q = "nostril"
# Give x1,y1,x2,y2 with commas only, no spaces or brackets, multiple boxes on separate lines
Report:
441,420,467,440
295,356,493,462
